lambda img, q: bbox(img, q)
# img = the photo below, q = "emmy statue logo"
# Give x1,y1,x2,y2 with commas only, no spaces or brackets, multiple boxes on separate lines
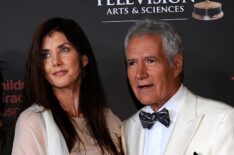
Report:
192,0,223,20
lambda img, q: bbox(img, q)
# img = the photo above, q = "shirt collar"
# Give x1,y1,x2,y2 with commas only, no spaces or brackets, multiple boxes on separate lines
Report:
146,84,186,122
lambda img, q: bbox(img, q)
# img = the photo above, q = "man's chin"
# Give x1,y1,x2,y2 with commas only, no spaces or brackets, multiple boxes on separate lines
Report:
138,99,155,106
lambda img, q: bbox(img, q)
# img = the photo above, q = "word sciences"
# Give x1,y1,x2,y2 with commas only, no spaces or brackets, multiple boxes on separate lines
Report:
106,6,184,15
97,0,194,16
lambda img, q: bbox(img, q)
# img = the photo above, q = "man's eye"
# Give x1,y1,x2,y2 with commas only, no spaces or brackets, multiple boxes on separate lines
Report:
41,52,50,59
127,61,136,67
146,58,156,64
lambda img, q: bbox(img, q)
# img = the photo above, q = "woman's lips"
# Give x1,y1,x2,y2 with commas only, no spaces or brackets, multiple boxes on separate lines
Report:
52,70,68,77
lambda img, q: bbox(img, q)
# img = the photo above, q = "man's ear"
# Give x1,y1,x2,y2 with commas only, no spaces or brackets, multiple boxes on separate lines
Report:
173,52,183,77
82,55,89,67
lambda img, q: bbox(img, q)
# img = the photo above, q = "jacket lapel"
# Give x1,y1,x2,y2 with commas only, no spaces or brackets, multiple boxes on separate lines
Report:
164,89,204,155
129,107,147,155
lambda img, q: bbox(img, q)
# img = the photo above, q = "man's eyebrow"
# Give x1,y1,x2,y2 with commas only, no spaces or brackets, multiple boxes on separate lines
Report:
41,49,49,52
126,58,137,61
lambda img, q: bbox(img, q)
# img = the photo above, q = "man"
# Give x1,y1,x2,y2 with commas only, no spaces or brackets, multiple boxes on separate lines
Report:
121,19,234,155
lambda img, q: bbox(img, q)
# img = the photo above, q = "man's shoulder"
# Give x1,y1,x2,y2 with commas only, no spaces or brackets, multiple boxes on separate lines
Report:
185,87,233,113
123,106,147,129
196,95,234,115
123,111,138,126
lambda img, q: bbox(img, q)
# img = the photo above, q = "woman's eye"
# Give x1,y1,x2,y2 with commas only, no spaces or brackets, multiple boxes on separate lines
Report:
41,51,50,59
60,47,70,53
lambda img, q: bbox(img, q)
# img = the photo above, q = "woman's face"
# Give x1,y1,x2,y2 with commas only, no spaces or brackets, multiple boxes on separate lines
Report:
41,31,88,90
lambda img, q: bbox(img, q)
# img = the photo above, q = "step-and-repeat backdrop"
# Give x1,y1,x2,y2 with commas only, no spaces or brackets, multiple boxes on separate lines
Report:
0,0,233,154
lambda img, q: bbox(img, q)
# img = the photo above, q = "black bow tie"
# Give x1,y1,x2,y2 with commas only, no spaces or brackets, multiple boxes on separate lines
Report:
139,108,170,129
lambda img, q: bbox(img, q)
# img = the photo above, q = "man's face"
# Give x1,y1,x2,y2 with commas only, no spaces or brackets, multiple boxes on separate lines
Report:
126,34,182,110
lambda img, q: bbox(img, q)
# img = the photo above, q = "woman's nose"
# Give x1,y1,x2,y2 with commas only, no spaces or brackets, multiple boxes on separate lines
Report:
52,54,62,67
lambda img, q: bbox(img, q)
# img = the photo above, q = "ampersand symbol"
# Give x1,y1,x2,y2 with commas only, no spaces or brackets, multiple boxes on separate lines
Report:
132,7,139,14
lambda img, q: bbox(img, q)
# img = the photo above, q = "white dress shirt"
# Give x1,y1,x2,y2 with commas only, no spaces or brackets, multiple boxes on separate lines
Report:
143,85,186,155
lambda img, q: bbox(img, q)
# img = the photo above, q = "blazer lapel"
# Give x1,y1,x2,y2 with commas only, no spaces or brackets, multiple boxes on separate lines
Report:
164,89,204,155
129,107,147,155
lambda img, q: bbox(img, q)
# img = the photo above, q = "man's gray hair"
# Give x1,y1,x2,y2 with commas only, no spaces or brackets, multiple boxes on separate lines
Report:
124,19,183,64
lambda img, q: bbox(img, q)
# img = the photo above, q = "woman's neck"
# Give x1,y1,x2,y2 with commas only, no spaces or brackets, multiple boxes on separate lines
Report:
53,87,80,117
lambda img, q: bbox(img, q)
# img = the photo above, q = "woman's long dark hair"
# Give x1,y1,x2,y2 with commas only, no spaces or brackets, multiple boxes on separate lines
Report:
22,17,118,154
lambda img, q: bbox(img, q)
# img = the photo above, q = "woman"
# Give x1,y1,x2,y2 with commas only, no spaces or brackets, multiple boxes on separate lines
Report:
12,17,122,155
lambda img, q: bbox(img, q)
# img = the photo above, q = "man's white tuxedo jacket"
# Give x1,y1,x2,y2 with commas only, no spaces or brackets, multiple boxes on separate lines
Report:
121,88,234,155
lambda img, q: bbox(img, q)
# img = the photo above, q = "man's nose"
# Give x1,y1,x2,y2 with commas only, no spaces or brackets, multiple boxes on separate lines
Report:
136,63,148,80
